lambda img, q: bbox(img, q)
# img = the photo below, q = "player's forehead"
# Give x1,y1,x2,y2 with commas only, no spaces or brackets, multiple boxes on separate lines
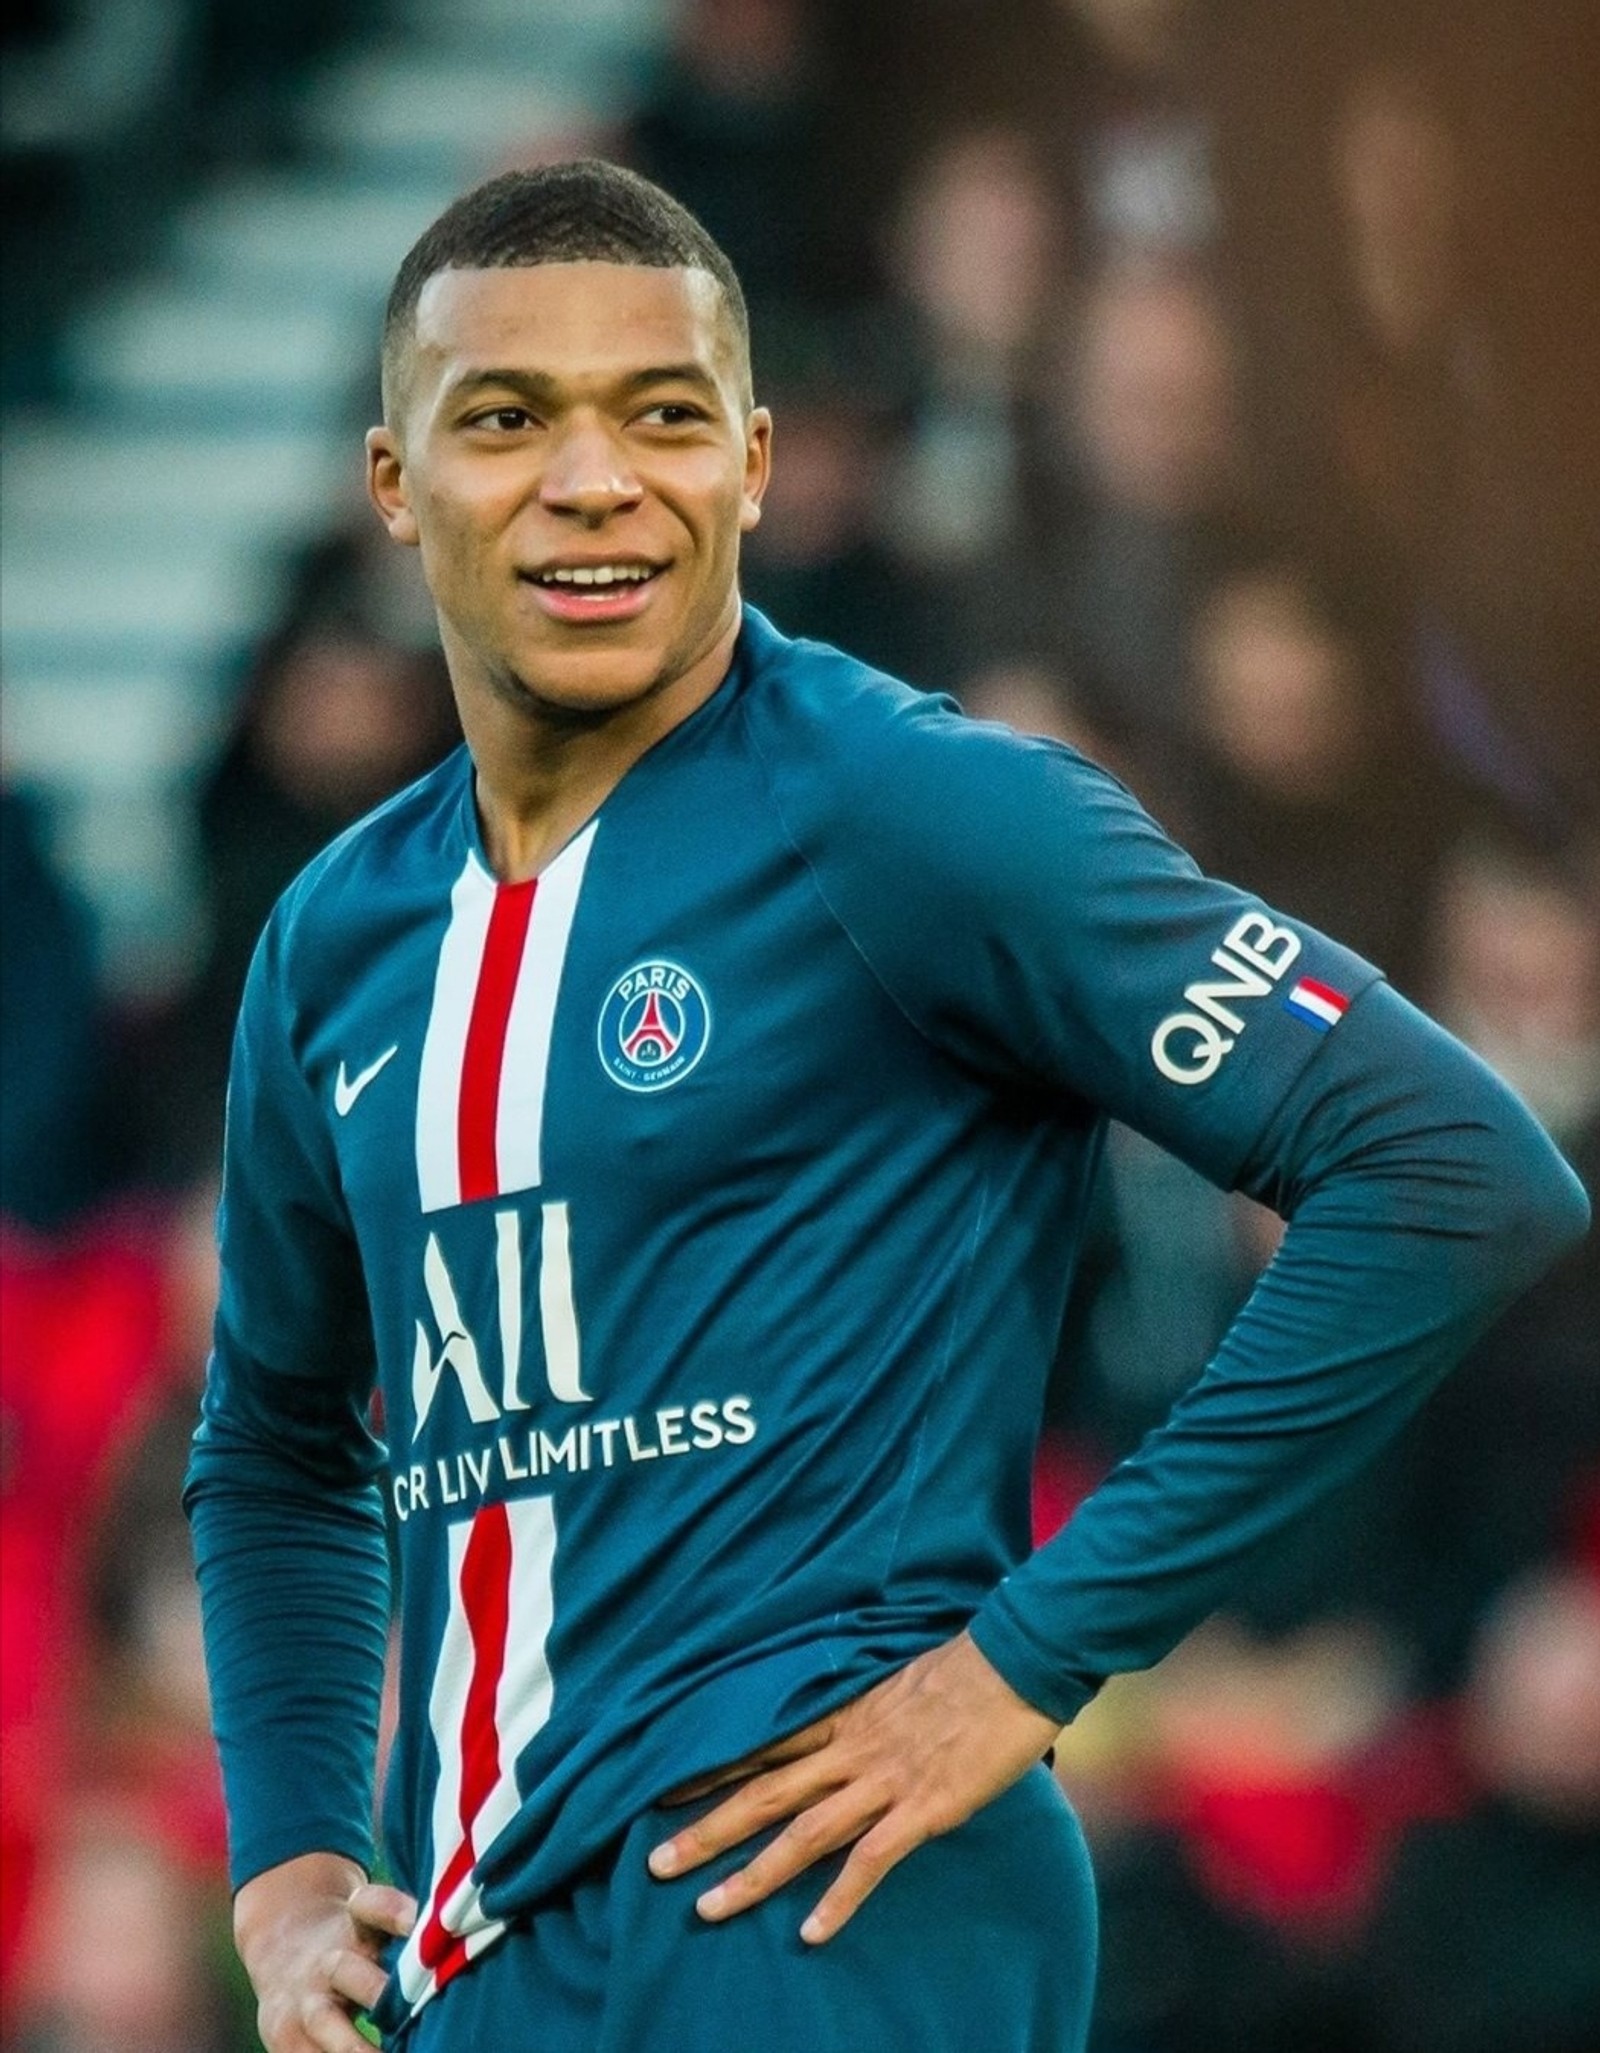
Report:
408,260,742,401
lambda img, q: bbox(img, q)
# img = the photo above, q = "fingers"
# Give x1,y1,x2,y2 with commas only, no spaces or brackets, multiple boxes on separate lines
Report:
798,1814,918,1944
259,1989,376,2053
656,1763,755,1809
347,1881,417,1939
299,1992,381,2053
257,1895,407,2052
259,1952,388,2053
650,1745,844,1878
691,1782,888,1925
327,1943,391,2014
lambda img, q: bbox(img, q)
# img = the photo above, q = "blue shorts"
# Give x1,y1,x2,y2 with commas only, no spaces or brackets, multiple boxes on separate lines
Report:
400,1764,1097,2051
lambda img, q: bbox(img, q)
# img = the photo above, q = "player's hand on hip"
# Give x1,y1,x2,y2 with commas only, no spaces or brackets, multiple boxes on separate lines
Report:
233,1851,417,2052
647,1629,1060,1944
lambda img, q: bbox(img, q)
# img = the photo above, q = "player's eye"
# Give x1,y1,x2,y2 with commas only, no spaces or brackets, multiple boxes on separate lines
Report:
638,403,705,427
469,405,536,432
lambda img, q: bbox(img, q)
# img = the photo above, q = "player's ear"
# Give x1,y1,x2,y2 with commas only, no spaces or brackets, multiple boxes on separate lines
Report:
739,407,772,534
366,425,419,547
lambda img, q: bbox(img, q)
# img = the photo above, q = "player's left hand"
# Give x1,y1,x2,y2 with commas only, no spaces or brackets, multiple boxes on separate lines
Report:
646,1630,1060,1943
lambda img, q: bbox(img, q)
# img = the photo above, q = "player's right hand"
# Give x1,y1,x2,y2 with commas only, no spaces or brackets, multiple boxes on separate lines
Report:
233,1851,417,2052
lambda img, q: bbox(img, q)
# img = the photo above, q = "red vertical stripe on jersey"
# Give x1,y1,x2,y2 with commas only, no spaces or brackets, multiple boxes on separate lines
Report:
417,1503,513,1986
457,881,537,1203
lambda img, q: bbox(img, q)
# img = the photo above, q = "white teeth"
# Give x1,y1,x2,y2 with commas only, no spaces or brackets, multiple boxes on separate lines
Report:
541,564,653,586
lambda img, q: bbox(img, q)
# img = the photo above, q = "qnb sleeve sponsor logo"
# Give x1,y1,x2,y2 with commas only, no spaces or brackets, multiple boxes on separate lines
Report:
1151,913,1303,1086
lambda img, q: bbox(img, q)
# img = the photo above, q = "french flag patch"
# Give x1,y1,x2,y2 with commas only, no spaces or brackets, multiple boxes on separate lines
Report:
1283,978,1350,1032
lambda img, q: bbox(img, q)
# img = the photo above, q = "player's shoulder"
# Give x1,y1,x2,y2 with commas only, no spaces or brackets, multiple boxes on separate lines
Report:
739,603,966,761
257,746,469,990
737,606,1141,874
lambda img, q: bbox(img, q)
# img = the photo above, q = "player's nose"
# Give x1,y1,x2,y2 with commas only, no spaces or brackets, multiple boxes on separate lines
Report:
539,418,644,522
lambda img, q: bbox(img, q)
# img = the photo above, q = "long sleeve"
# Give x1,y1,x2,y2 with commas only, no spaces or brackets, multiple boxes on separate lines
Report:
762,676,1591,1722
968,980,1590,1721
184,914,391,1889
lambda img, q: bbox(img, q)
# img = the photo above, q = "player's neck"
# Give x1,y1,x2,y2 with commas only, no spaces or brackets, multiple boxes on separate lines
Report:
461,619,739,883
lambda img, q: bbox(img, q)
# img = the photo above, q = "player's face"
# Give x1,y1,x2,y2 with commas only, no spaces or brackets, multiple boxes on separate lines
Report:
367,262,770,721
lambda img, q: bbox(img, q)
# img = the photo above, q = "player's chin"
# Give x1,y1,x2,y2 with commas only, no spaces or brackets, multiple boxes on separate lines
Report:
511,643,671,719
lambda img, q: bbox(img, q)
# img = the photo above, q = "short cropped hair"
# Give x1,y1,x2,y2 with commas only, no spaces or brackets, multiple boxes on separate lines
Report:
382,158,752,413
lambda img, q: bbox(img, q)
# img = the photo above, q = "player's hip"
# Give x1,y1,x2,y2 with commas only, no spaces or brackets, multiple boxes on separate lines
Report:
402,1765,1097,2052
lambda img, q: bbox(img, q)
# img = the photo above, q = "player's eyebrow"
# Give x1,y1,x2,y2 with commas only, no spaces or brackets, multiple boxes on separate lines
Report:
443,363,723,406
613,363,722,398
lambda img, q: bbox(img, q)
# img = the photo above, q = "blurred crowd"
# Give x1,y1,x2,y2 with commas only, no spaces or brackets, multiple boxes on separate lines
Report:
3,2,1598,2049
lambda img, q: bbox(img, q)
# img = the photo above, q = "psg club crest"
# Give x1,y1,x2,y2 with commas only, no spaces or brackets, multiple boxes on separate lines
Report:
597,960,711,1093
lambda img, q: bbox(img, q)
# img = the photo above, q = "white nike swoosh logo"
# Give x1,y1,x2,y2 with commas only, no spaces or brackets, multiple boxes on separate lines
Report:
334,1045,399,1117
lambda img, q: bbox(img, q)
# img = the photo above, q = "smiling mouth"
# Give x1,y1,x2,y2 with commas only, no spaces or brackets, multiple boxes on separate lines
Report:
518,560,666,626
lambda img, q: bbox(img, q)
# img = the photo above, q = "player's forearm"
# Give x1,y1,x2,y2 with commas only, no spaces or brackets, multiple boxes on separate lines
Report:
187,1466,390,1888
971,981,1591,1724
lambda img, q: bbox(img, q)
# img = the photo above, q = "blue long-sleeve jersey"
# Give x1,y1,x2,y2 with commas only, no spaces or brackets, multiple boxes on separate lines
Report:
186,608,1588,2032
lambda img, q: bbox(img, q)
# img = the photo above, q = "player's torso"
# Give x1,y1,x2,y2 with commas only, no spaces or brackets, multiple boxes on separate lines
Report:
288,637,1103,1990
293,703,1065,1580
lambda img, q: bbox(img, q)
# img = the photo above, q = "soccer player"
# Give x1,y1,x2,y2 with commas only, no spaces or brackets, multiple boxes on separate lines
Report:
185,160,1589,2053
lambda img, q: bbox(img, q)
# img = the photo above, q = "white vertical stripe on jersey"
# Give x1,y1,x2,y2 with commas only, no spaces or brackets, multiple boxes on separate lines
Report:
493,821,598,1197
398,1514,480,2009
416,824,597,1214
395,1496,560,2017
451,1495,559,1943
416,859,496,1212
